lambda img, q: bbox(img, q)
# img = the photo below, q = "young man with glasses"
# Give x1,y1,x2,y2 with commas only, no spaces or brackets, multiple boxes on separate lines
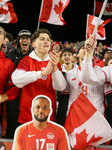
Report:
7,29,33,67
6,30,33,139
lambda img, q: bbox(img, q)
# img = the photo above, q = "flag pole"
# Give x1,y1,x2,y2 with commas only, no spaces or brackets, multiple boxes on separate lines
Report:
37,0,44,30
37,22,40,30
93,0,95,15
92,0,108,36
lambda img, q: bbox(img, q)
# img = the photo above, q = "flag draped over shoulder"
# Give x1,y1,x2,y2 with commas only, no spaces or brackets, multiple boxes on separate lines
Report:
38,0,70,25
94,0,112,15
64,93,112,150
86,14,111,40
0,0,17,23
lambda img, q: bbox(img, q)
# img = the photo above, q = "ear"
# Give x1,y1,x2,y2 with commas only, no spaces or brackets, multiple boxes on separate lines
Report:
48,108,52,117
32,42,36,48
32,107,34,113
77,53,79,57
49,108,51,113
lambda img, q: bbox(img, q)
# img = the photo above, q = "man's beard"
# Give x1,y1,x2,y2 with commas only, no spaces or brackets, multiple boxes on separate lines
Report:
65,62,70,65
34,115,48,122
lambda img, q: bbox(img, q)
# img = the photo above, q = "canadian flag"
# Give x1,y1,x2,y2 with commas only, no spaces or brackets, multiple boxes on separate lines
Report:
0,0,17,23
86,14,111,40
64,93,112,150
94,0,112,16
38,0,70,25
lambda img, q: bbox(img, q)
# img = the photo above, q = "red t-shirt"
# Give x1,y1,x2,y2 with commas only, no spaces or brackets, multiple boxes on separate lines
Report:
12,122,70,150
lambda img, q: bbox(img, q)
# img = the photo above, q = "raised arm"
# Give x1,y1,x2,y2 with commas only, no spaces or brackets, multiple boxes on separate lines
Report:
81,35,105,86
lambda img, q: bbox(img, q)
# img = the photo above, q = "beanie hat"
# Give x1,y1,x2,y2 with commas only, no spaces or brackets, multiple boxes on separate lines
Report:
18,30,31,38
76,41,85,54
73,43,77,47
17,29,31,49
50,41,60,52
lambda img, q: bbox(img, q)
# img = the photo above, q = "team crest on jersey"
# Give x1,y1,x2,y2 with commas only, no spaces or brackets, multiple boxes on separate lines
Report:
41,67,48,80
46,143,54,150
47,132,54,139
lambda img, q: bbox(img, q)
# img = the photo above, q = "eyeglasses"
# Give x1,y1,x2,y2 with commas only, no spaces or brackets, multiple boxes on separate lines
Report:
20,36,30,40
105,51,112,54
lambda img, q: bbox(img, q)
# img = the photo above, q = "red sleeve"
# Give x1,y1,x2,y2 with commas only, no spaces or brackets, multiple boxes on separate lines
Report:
5,59,20,100
17,56,30,71
5,86,20,101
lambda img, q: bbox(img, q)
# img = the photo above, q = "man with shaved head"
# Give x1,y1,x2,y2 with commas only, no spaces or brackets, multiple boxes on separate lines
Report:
12,95,70,150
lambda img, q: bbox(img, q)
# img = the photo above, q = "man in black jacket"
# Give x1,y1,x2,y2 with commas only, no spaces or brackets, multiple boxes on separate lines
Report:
7,29,33,67
6,30,33,139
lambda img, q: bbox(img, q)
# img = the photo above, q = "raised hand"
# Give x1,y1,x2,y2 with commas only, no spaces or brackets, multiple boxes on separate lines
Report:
85,34,97,57
49,50,61,72
41,62,53,77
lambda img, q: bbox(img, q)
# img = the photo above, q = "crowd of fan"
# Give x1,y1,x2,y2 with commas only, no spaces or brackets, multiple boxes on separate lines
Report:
1,27,112,147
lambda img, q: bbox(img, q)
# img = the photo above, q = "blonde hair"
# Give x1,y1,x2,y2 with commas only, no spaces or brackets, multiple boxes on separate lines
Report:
0,26,6,39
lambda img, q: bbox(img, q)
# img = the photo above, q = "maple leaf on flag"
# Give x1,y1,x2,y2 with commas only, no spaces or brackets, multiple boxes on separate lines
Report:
75,129,103,149
54,0,63,16
106,3,112,12
0,5,8,15
88,134,103,146
38,0,70,25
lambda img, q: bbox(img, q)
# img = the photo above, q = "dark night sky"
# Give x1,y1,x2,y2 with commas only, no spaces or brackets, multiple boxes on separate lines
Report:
0,0,112,45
